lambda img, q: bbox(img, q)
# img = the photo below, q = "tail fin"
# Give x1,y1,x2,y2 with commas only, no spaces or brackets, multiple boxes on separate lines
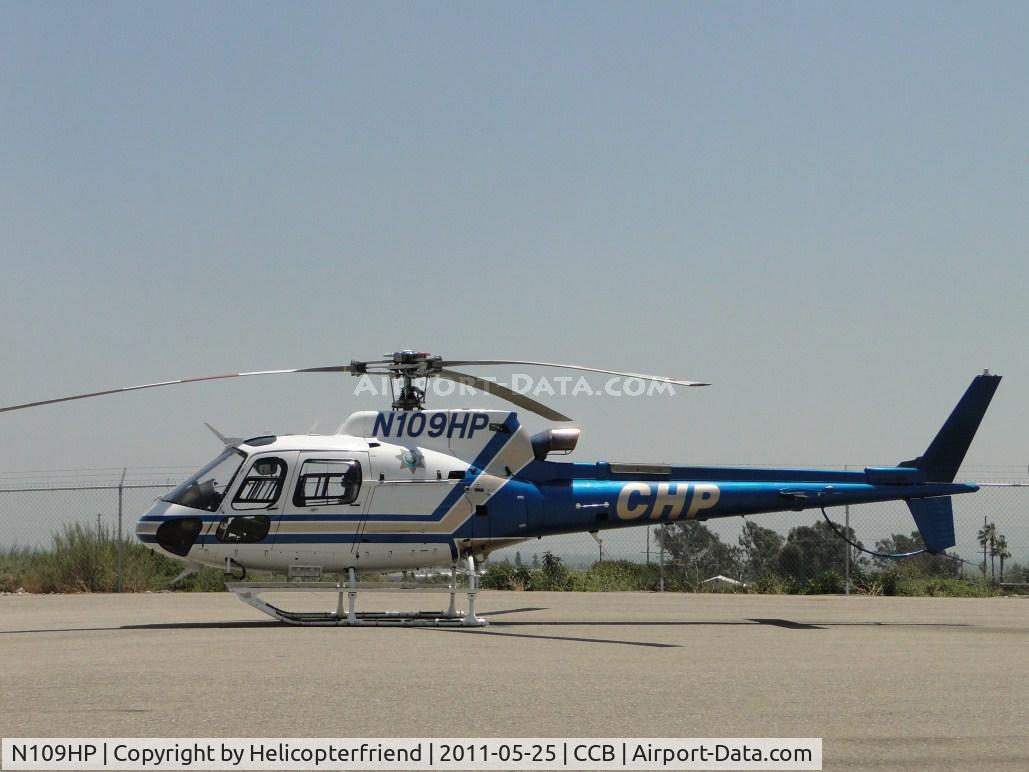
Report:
907,497,956,553
899,372,1000,554
900,372,1001,483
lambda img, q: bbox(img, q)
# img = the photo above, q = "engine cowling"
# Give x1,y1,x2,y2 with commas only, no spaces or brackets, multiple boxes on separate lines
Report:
531,428,580,459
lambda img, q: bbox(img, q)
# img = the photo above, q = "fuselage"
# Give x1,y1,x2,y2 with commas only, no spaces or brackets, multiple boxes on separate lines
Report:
135,409,976,573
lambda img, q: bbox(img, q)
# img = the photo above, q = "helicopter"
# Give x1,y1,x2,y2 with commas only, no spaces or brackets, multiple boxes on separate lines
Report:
1,351,1001,626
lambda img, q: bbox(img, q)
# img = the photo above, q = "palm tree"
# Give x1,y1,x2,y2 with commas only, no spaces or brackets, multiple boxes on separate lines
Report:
977,521,996,580
994,534,1011,582
987,530,999,581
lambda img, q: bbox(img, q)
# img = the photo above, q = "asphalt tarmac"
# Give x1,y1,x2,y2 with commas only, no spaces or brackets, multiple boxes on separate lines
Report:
0,590,1025,771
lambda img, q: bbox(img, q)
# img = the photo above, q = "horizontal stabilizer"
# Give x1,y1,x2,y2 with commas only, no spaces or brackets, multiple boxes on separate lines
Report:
907,497,955,554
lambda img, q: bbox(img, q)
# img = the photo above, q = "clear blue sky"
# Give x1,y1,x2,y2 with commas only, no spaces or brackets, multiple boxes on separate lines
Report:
2,2,1027,480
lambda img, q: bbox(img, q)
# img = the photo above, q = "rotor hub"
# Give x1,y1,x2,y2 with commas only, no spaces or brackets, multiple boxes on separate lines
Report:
347,351,445,411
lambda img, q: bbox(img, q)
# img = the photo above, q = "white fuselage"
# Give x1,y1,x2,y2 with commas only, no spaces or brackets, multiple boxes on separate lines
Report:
135,409,537,572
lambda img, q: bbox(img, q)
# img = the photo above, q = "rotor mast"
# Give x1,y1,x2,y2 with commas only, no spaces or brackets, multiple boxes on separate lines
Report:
351,351,443,412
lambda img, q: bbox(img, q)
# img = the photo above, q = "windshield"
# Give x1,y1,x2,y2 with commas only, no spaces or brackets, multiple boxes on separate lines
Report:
163,448,246,512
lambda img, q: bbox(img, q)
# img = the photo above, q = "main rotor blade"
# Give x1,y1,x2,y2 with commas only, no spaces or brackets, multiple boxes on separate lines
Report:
439,359,707,387
437,368,573,422
0,365,352,414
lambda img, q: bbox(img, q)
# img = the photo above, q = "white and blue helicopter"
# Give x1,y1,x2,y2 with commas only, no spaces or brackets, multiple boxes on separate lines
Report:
2,352,1000,626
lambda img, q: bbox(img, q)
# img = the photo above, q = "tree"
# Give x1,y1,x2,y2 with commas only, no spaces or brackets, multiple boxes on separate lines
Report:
738,521,784,582
977,522,995,580
655,521,741,584
873,532,959,579
994,534,1011,583
514,551,522,567
778,519,862,583
536,551,572,590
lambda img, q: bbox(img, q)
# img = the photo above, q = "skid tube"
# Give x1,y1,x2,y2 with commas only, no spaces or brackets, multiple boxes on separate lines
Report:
227,556,487,627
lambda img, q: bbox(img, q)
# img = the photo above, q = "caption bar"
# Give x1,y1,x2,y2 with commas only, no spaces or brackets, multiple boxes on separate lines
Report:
1,738,820,770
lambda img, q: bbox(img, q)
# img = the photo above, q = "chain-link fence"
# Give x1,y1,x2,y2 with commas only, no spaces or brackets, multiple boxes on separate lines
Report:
2,466,1026,588
0,467,194,551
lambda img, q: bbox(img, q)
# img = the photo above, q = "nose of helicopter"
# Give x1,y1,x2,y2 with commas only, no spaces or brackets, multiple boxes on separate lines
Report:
136,500,203,559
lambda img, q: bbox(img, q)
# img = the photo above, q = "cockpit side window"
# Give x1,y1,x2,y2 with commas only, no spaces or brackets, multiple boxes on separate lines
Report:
163,448,246,512
232,457,287,510
293,459,362,507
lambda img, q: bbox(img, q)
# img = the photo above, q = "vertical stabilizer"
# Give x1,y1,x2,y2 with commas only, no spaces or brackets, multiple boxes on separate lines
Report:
901,373,1001,482
906,497,956,553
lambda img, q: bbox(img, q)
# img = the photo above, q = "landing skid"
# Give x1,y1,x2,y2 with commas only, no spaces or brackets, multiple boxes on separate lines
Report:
227,558,487,627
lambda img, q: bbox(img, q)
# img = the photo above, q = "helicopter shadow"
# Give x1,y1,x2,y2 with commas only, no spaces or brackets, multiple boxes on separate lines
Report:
411,612,829,648
0,610,970,643
412,613,972,648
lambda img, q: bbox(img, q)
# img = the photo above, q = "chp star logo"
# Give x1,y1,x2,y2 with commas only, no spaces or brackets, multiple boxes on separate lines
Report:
397,448,425,474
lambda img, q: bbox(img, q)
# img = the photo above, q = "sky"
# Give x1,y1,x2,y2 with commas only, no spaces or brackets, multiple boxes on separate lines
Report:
2,2,1027,494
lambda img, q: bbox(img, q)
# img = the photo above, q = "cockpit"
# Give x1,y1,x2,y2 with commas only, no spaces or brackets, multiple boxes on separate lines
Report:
144,444,369,560
162,447,246,512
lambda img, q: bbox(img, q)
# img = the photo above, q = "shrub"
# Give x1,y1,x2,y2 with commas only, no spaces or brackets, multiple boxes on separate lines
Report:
480,563,533,591
895,576,997,598
532,551,573,591
174,567,230,592
0,521,229,593
572,560,659,592
807,570,845,595
751,574,801,595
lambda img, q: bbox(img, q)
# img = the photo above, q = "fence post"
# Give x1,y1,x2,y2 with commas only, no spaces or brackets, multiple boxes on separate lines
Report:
117,467,126,593
658,535,665,592
844,465,851,596
844,503,851,595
